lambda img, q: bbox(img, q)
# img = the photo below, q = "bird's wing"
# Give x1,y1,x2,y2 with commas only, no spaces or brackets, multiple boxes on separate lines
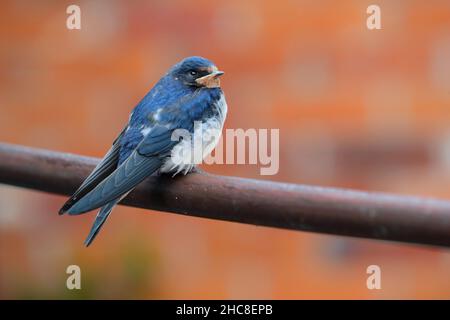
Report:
59,127,127,215
66,125,178,215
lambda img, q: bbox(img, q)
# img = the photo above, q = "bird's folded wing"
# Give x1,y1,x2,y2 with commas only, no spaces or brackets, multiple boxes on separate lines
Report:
66,126,178,215
59,127,127,215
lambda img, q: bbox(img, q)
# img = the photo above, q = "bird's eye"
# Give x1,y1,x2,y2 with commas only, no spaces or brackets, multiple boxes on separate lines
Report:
190,70,197,76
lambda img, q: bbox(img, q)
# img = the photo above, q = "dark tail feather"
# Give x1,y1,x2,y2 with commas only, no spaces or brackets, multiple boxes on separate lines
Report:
60,197,81,215
84,199,119,247
59,141,122,216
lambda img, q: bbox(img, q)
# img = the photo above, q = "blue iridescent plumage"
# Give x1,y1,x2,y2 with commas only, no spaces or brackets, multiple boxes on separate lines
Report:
59,56,227,246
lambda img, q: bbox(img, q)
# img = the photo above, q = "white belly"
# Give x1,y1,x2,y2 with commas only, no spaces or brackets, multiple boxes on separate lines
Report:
160,94,227,176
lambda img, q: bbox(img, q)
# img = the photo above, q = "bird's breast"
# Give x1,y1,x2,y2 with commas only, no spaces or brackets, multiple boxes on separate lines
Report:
200,92,227,157
160,92,227,176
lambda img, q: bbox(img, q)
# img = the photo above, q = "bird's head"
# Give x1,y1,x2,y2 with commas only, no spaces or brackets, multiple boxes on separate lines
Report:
169,56,224,88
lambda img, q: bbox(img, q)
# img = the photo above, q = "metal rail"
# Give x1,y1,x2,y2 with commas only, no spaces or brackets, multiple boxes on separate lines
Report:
0,142,449,248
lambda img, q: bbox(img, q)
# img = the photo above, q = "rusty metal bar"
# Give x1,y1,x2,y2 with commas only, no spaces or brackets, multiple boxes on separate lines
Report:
0,142,450,247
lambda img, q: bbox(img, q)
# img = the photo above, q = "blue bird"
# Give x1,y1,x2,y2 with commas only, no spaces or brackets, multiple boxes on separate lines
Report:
59,56,227,246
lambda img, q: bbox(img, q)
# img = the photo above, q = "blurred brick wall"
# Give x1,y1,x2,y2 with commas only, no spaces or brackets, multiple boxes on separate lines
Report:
1,0,450,298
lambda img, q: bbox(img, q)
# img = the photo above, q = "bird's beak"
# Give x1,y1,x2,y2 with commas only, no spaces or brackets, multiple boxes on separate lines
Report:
196,70,224,88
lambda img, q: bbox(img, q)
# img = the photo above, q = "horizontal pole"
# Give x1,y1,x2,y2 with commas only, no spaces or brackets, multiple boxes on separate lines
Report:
0,142,450,248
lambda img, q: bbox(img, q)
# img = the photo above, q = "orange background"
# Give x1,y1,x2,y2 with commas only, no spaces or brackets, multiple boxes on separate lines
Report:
1,0,450,299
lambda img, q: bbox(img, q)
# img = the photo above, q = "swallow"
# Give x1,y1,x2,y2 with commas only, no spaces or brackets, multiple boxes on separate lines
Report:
59,56,227,246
